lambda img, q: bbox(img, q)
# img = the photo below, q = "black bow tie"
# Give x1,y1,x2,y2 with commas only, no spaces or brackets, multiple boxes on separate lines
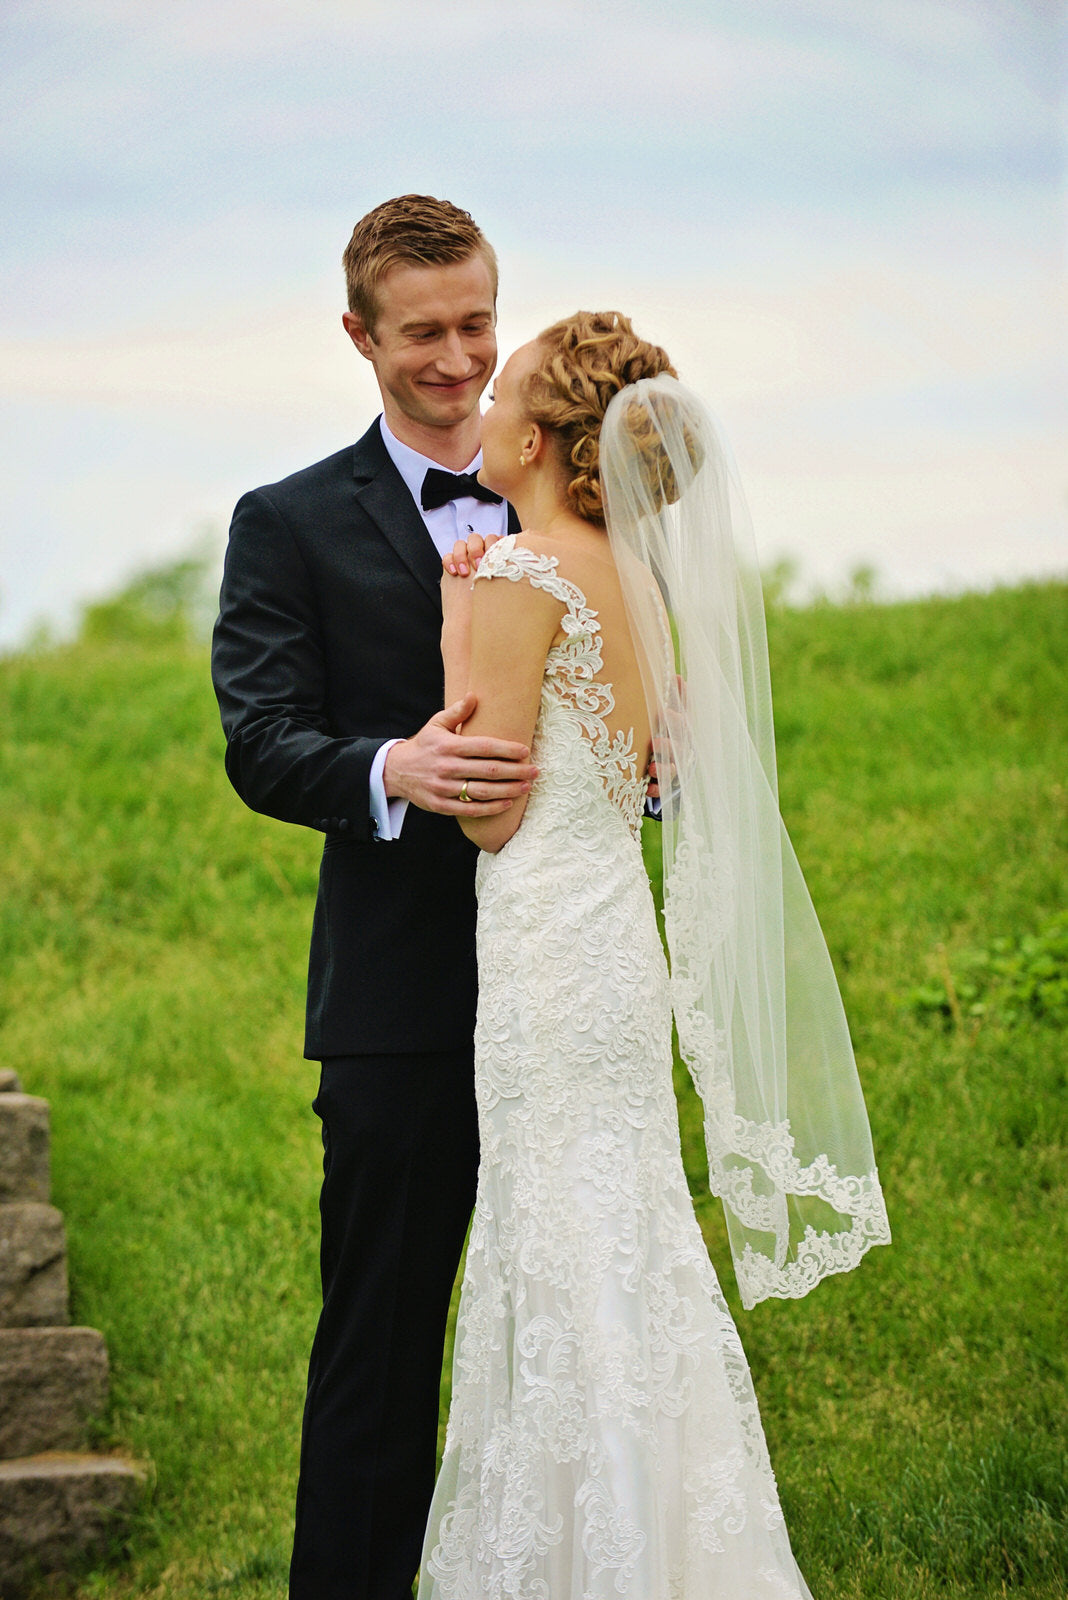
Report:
420,468,503,511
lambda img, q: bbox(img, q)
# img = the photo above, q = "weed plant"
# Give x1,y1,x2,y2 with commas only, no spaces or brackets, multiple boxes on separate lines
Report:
1,578,1065,1598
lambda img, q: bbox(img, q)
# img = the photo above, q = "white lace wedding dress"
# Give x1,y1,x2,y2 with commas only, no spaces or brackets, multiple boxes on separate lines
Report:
420,538,813,1599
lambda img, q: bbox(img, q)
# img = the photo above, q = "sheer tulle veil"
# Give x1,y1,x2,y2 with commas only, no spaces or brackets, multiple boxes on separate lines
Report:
601,376,890,1309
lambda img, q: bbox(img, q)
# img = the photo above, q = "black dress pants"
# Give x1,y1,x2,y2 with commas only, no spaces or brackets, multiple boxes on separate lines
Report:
289,1049,479,1600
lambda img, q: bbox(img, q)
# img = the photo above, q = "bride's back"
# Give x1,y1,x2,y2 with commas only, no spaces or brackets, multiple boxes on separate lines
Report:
519,525,653,778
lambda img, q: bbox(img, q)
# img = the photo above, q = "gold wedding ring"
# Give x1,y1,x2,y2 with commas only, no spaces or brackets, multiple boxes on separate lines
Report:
458,780,471,804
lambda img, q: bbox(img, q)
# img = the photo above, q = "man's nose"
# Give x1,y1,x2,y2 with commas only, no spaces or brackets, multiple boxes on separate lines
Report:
435,330,472,375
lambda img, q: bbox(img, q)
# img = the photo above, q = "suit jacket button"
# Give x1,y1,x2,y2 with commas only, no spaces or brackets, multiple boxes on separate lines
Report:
338,818,349,831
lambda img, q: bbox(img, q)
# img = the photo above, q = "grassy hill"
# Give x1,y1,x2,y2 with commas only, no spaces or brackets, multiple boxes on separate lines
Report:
1,579,1065,1598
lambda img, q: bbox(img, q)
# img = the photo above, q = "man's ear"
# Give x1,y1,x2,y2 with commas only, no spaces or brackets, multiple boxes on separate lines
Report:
342,311,375,361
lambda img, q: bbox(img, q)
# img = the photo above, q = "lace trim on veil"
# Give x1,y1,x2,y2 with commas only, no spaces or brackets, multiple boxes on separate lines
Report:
600,378,891,1308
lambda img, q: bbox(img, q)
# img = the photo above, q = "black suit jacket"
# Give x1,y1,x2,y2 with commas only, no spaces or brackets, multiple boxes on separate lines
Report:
211,419,516,1058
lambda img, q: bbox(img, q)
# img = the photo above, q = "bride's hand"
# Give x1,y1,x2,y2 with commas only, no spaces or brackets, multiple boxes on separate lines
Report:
442,530,500,578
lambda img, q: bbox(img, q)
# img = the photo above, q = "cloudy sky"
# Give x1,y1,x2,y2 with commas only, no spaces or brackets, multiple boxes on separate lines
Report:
2,0,1064,645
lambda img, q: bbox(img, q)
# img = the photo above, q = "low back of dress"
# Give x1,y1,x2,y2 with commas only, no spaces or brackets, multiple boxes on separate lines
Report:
479,536,651,842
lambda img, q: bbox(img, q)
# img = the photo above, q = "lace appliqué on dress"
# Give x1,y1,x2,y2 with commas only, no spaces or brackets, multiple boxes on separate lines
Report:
472,536,648,838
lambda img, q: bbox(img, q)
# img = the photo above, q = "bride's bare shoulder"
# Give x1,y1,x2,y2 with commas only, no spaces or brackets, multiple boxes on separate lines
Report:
510,523,614,572
505,528,567,560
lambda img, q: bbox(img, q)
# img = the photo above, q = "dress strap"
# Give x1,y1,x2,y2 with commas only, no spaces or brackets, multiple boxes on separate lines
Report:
474,536,595,629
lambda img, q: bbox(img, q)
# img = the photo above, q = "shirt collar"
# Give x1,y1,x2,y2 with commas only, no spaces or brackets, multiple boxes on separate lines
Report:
378,415,482,506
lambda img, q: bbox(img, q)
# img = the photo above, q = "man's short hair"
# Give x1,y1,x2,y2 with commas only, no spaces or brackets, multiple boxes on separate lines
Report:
343,194,498,337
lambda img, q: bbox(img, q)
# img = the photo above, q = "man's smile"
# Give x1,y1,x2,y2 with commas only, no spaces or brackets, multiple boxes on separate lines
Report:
421,373,482,392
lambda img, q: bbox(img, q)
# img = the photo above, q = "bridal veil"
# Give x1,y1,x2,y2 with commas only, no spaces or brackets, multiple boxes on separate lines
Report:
600,376,890,1309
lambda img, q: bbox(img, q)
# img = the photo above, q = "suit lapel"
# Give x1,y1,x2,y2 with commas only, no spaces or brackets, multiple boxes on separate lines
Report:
350,423,443,608
350,419,519,602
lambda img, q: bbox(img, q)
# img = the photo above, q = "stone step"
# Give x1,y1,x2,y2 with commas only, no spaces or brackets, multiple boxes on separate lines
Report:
0,1096,50,1204
0,1072,22,1094
0,1328,108,1459
0,1452,145,1595
0,1203,69,1328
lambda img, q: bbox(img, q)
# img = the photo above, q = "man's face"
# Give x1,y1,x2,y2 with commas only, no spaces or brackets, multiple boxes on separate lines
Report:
344,254,497,436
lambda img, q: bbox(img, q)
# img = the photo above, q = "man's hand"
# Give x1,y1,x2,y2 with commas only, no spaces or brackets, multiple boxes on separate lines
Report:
645,674,688,805
442,530,501,578
383,693,538,816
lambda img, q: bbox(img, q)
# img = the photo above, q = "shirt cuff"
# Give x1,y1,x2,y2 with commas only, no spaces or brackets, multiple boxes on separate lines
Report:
369,739,410,841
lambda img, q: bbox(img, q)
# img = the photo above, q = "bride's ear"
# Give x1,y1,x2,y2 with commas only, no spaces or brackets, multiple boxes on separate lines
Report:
523,422,546,465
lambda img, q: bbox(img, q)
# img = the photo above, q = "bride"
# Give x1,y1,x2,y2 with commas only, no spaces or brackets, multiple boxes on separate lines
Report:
424,313,890,1596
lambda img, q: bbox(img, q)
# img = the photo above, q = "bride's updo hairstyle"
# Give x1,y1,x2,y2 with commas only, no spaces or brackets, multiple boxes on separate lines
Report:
523,312,682,526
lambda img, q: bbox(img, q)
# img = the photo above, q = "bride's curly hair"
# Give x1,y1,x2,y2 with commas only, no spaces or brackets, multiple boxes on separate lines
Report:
523,312,680,525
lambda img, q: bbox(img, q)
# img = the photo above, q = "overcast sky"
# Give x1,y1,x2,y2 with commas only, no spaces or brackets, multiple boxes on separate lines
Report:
2,0,1065,645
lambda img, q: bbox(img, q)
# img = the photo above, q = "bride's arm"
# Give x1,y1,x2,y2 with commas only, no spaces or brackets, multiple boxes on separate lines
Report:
441,565,561,853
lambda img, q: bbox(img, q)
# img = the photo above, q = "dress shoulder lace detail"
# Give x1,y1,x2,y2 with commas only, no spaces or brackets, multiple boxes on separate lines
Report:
475,532,586,610
475,535,648,836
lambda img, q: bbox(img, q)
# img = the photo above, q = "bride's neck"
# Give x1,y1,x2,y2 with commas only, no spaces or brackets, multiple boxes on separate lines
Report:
507,473,583,540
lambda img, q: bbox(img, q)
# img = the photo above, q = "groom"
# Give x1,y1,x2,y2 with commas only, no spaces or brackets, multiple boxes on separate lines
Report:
211,195,535,1600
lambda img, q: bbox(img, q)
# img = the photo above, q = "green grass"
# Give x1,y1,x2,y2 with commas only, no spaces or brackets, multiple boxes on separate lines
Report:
1,579,1065,1598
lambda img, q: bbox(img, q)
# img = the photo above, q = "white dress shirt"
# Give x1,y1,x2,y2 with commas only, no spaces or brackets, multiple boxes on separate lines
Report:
369,416,509,841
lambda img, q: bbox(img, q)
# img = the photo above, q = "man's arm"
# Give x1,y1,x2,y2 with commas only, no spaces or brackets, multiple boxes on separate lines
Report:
212,489,537,838
212,488,383,839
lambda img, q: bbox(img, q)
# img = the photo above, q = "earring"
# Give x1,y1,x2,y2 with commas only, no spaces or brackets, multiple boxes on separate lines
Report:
519,454,528,467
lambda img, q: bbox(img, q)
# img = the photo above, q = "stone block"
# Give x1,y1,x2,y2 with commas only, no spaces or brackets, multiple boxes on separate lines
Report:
0,1328,108,1458
0,1072,21,1094
0,1097,50,1203
0,1452,145,1595
0,1204,69,1328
